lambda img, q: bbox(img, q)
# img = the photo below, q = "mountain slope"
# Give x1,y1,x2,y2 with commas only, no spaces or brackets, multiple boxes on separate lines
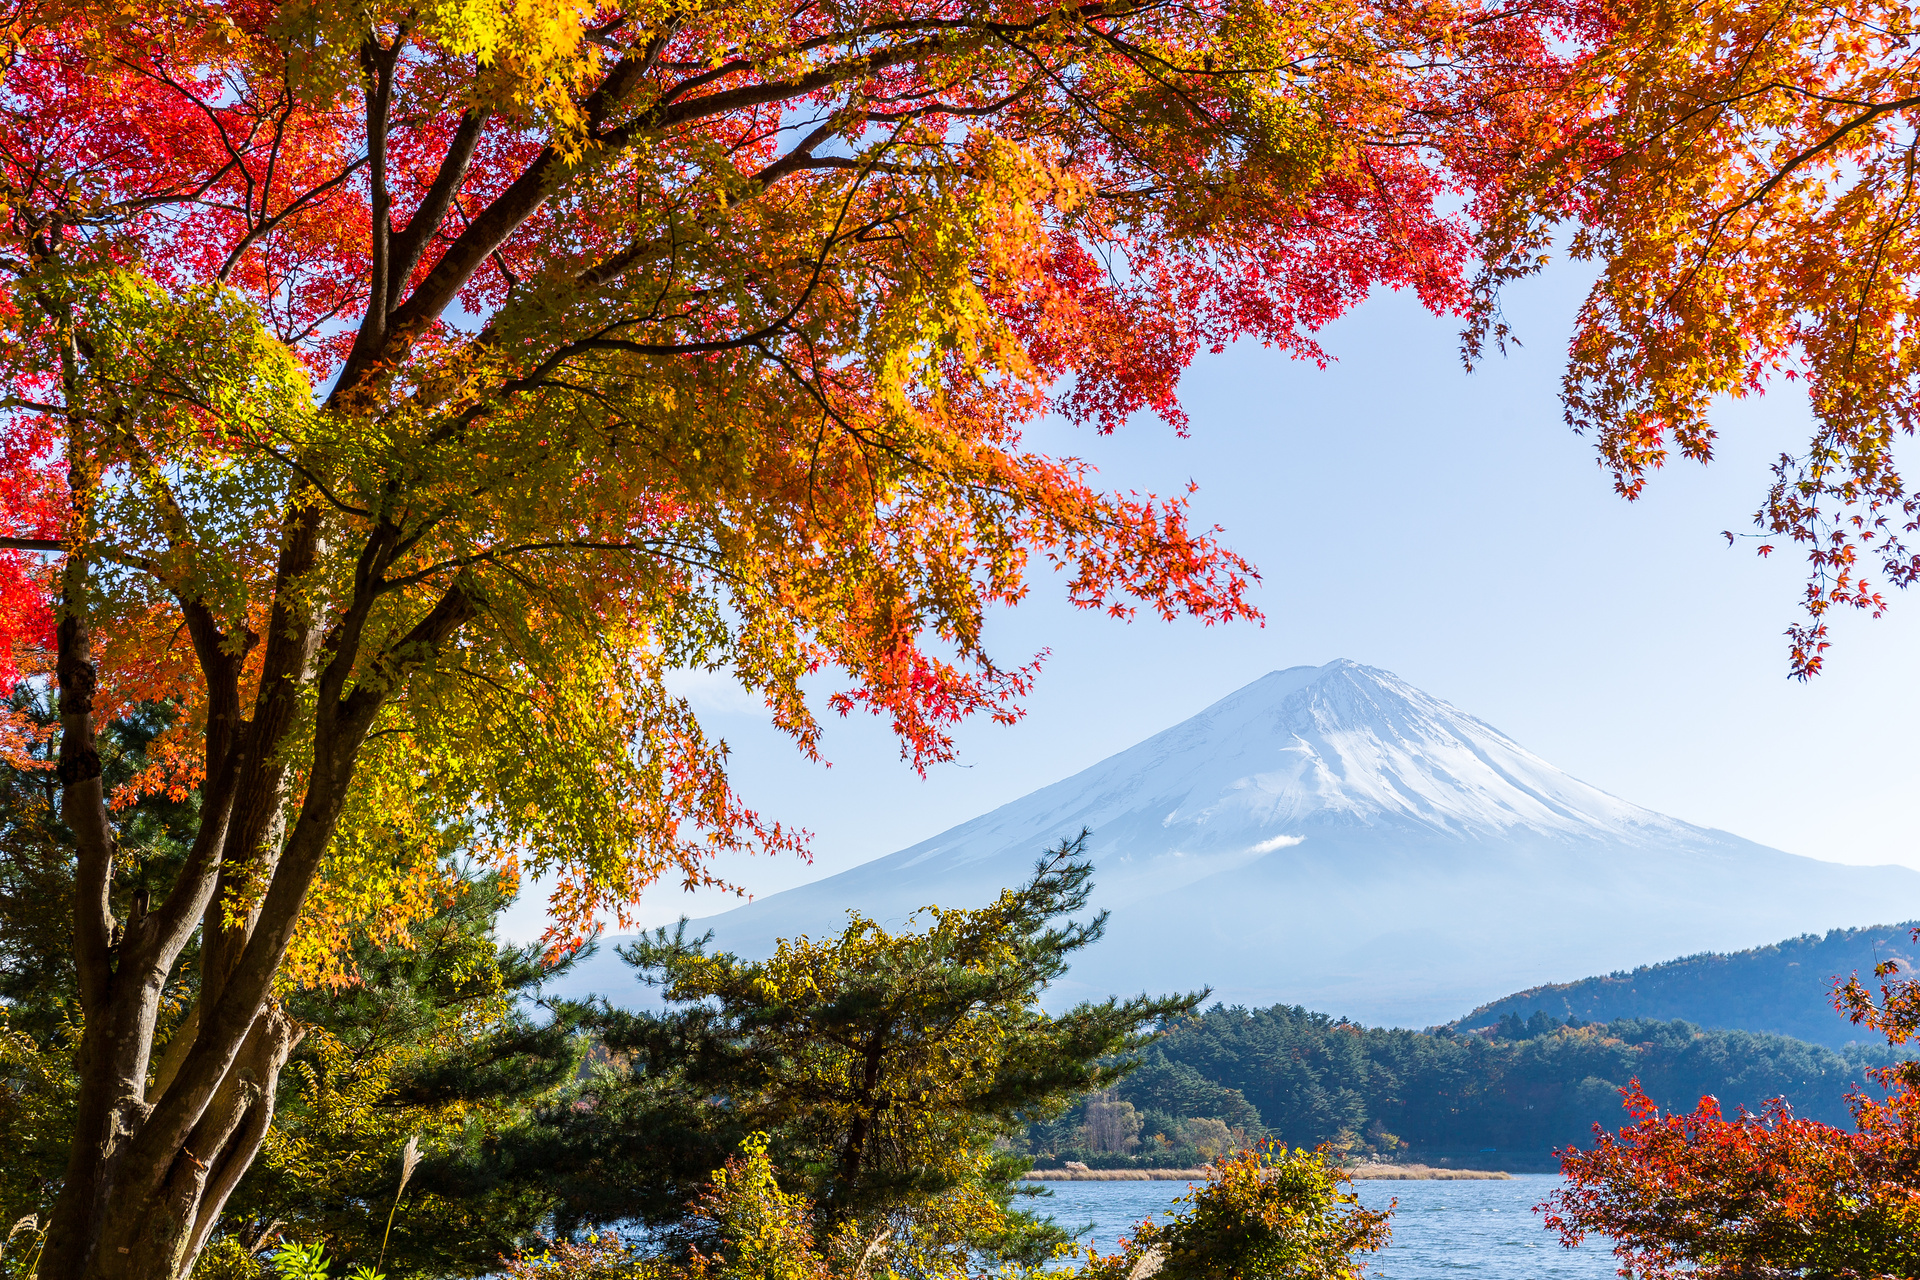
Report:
1448,923,1920,1048
561,660,1920,1025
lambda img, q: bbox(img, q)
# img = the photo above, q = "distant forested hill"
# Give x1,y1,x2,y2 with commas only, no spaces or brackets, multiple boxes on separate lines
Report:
1447,924,1920,1048
1020,1005,1908,1170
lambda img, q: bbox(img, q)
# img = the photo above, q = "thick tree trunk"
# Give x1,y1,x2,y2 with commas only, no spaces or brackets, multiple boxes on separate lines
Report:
43,793,338,1280
37,536,478,1280
47,1005,302,1280
144,1010,303,1279
38,513,335,1280
32,564,295,1280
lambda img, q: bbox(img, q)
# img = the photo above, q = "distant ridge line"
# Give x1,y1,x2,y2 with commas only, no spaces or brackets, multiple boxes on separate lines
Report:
1445,922,1920,1049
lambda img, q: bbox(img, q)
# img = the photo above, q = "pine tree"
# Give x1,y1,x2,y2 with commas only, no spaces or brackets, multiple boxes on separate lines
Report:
516,835,1201,1268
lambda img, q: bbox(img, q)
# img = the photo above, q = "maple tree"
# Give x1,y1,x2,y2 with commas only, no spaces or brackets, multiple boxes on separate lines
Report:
0,691,586,1275
1472,0,1920,676
1544,933,1920,1278
0,0,1561,1274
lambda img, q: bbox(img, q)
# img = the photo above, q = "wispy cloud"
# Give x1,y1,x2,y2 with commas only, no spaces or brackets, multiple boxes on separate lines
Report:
666,667,767,716
1250,834,1306,853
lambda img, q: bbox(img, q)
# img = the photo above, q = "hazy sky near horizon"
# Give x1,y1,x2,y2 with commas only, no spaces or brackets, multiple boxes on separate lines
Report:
499,258,1920,944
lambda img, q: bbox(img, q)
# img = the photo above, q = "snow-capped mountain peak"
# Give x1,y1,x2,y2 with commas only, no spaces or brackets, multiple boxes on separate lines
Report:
1161,659,1687,843
901,660,1686,896
558,660,1920,1027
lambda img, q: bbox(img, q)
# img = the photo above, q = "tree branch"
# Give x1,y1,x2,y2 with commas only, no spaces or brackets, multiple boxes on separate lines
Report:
370,22,1024,382
387,107,490,312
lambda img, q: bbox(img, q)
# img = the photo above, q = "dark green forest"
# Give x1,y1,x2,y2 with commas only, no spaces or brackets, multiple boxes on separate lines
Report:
1021,1004,1907,1168
1449,925,1920,1049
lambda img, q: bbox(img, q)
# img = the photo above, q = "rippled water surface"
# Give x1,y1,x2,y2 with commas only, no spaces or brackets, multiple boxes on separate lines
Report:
1029,1175,1620,1278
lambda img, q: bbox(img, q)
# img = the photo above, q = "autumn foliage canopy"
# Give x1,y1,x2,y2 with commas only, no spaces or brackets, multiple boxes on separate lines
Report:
0,0,1552,962
1474,0,1920,674
0,0,1580,1272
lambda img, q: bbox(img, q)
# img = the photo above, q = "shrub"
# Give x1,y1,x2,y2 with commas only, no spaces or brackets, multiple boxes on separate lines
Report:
1082,1145,1390,1280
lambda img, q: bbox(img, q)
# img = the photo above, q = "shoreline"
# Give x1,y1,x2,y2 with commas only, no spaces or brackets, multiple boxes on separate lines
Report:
1021,1169,1209,1181
1021,1164,1513,1182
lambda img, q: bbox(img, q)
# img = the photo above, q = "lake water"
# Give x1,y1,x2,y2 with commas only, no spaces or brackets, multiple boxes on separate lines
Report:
1025,1176,1621,1278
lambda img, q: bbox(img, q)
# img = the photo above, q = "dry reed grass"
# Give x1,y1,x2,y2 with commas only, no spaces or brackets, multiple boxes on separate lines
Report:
1021,1163,1513,1181
1344,1164,1512,1180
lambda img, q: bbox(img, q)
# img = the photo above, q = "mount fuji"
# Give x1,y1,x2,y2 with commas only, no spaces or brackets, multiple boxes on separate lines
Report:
562,660,1920,1026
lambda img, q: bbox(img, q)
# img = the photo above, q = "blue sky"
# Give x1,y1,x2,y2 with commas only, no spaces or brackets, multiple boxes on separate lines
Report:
501,259,1920,942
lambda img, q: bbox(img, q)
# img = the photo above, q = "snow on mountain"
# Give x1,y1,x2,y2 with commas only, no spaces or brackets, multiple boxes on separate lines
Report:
557,660,1920,1026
